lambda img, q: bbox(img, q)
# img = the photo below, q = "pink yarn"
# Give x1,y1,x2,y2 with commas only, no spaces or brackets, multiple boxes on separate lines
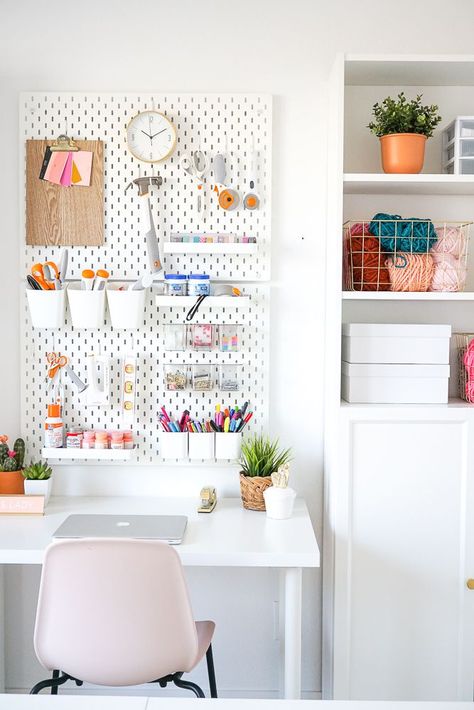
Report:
432,226,466,258
385,252,434,292
349,222,372,237
463,341,474,403
429,253,466,292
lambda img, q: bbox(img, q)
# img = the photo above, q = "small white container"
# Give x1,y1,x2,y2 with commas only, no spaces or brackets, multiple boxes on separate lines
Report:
164,274,187,296
215,433,242,460
67,283,106,329
26,288,66,329
342,323,451,364
160,432,188,460
24,478,52,505
107,284,146,329
188,432,215,460
341,362,450,404
263,486,297,520
187,274,211,297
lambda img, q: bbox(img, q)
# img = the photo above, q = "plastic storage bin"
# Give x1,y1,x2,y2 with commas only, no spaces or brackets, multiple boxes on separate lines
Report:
164,365,187,391
219,324,240,352
26,288,66,329
341,362,450,404
188,432,215,460
218,365,241,391
192,365,213,391
342,323,451,364
67,283,106,328
106,284,146,329
190,324,214,351
215,432,242,460
164,324,187,351
160,432,188,459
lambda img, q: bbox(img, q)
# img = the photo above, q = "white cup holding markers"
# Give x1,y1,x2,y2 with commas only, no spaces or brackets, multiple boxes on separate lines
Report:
67,268,109,328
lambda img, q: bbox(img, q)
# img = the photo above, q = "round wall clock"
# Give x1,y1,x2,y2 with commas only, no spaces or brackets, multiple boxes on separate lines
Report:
126,110,177,163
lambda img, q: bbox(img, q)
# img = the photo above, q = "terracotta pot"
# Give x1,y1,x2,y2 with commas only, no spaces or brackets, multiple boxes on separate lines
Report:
239,473,272,511
380,133,427,174
0,470,25,495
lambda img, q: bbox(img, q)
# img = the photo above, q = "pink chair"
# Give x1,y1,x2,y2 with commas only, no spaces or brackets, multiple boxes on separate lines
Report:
30,538,217,698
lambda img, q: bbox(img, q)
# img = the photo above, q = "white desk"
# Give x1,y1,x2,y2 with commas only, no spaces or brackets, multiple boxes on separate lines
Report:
0,496,319,700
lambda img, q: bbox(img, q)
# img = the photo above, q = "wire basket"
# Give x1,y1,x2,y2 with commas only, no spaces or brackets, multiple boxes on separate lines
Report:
343,219,471,292
455,332,474,403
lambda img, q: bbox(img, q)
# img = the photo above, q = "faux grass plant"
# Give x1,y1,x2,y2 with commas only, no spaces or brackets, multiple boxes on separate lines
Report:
240,435,292,478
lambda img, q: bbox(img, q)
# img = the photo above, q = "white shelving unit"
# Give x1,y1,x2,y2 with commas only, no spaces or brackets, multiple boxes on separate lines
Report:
323,54,474,704
42,447,137,461
163,242,257,255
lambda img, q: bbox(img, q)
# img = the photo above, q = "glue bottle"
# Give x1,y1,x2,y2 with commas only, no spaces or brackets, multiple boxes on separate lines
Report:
44,404,64,448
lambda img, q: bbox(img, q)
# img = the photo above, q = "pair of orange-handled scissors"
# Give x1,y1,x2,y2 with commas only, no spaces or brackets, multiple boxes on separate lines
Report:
46,352,68,381
31,262,60,290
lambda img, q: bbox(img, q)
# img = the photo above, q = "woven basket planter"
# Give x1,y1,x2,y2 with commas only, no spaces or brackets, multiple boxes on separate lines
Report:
240,473,272,511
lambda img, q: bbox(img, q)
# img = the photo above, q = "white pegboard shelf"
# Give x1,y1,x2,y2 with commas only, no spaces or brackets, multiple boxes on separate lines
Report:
164,243,257,255
42,447,137,461
155,295,251,309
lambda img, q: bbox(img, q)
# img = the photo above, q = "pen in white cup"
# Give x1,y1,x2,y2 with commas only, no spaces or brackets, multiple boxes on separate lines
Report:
94,269,109,290
81,269,95,290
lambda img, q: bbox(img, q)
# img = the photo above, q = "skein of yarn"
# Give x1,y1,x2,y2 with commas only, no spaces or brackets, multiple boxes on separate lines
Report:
370,213,438,253
347,235,391,291
429,252,466,292
385,252,435,292
431,226,466,258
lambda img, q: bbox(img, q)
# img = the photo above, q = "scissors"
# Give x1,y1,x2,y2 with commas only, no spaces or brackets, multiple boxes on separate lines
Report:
46,352,68,381
180,151,209,214
31,262,60,290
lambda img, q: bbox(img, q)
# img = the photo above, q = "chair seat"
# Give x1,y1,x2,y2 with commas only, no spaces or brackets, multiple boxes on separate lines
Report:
194,621,215,667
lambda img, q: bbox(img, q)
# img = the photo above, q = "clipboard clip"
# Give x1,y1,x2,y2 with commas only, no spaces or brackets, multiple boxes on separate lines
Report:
50,134,79,152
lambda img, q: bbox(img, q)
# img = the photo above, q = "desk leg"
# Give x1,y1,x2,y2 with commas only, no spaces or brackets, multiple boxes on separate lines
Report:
281,567,302,699
0,566,4,693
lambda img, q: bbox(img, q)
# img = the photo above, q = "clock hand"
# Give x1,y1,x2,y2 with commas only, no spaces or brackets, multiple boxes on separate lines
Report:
141,130,153,139
150,128,168,139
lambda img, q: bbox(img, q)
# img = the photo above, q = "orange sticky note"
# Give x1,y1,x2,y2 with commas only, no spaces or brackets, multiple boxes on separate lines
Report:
71,160,82,184
71,151,93,187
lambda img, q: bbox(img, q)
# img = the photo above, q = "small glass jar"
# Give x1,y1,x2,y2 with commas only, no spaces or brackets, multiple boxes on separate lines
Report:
165,365,187,391
187,274,210,297
165,274,187,296
66,427,83,449
82,430,95,449
110,431,124,450
122,430,134,449
95,431,109,449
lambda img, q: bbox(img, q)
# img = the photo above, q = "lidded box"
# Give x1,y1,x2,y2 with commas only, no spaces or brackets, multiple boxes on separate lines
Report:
341,362,450,404
342,323,451,364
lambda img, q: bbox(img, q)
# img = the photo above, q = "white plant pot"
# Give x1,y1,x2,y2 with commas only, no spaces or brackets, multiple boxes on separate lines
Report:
24,478,52,505
263,486,296,520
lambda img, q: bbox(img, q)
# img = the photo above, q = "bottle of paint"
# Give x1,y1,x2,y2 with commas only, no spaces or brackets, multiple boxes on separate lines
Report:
44,404,64,448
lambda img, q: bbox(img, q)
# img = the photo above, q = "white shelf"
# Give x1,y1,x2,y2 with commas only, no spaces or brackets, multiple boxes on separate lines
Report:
342,291,474,301
155,296,250,309
164,243,257,255
42,447,137,461
343,173,474,195
344,54,474,86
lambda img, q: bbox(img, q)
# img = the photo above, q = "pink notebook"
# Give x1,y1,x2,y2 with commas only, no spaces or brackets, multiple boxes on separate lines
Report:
60,152,74,186
71,151,93,187
44,151,70,184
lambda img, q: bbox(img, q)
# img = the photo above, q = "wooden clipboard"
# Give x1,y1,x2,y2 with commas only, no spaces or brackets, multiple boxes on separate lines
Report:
26,139,104,246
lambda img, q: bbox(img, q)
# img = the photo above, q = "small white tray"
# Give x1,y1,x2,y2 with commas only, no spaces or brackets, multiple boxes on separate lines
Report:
42,447,137,461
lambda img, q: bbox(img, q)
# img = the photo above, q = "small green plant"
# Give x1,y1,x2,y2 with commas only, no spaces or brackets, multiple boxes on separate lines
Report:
0,436,25,472
240,435,292,478
367,93,441,138
22,461,52,481
2,451,19,472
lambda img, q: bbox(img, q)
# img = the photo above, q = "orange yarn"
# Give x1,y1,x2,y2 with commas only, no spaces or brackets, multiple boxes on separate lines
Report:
347,235,391,291
385,253,434,292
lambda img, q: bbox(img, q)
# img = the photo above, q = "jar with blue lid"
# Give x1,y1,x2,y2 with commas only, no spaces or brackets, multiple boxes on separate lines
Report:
165,274,188,296
188,274,211,297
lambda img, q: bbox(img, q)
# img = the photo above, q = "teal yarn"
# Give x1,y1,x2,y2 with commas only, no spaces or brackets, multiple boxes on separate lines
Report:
369,213,438,253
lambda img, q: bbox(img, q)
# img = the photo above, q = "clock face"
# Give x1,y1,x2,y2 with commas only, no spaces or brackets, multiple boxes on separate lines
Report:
126,111,176,163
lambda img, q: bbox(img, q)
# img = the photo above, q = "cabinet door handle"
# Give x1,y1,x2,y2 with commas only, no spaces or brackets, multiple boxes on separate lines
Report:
467,579,474,590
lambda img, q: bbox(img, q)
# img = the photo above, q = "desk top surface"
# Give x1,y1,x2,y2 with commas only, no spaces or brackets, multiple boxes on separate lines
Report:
0,496,319,567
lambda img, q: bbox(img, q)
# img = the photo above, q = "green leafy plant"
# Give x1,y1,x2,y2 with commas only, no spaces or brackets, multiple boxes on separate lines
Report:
22,461,52,481
367,93,441,138
240,435,292,478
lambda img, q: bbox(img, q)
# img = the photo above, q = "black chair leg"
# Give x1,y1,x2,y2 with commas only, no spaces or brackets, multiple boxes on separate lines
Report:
30,673,69,695
206,644,218,698
51,670,60,695
173,676,205,698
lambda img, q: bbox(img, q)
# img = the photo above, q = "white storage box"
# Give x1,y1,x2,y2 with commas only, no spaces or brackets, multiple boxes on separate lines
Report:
342,323,451,364
341,362,450,404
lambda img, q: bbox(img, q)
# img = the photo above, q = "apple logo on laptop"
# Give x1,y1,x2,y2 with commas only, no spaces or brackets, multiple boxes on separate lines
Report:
116,521,131,527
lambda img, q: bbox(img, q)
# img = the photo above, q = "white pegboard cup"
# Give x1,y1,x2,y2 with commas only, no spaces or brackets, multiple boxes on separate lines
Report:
67,283,106,329
188,432,215,460
107,283,146,329
160,432,188,460
26,288,65,329
215,432,242,461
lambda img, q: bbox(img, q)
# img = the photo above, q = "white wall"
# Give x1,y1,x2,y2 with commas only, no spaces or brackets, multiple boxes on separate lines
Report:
2,0,474,697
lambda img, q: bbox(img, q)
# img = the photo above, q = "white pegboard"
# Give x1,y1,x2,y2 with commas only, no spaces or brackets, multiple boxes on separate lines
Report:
19,93,271,465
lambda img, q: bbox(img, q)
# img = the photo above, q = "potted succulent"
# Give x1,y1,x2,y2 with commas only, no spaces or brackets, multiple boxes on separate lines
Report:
0,435,26,494
22,461,53,504
239,435,292,511
367,92,441,174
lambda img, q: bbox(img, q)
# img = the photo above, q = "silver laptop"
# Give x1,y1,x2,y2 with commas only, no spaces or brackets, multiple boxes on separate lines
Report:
53,514,187,545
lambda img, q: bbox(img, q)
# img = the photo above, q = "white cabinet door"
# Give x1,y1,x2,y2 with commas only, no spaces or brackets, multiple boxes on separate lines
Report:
333,410,474,701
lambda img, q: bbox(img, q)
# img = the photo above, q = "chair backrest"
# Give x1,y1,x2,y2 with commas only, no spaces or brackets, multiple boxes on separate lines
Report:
34,538,199,686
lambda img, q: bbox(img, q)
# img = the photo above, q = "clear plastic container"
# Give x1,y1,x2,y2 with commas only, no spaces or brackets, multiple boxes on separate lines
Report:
192,365,213,391
460,120,474,137
164,324,187,351
164,274,187,296
165,365,187,390
82,430,95,449
187,274,210,297
95,431,109,449
219,324,240,352
110,431,124,450
461,140,474,157
190,324,214,351
460,159,474,174
219,365,241,391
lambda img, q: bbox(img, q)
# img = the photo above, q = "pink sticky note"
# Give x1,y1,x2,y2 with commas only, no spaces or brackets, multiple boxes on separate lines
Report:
44,151,70,185
71,151,93,187
60,152,73,186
